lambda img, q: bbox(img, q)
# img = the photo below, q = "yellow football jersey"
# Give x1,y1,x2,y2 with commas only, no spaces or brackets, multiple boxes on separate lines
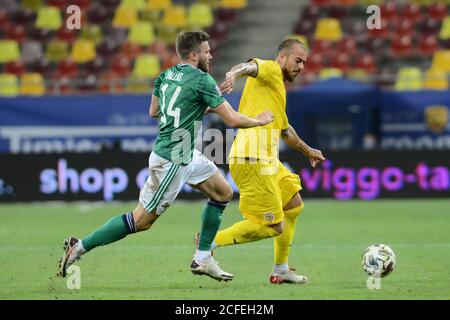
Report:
229,58,288,161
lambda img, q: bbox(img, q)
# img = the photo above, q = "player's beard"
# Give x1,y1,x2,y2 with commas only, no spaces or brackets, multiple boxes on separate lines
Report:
283,68,298,83
198,57,210,73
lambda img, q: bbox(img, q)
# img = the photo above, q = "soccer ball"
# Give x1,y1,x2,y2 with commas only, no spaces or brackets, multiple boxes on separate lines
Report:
361,244,396,278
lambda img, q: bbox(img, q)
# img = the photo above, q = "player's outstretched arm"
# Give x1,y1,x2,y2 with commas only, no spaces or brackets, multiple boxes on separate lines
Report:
213,101,273,128
281,125,326,168
149,94,160,118
219,61,258,94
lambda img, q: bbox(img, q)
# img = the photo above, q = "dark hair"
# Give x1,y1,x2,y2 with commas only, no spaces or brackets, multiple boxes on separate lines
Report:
277,38,305,54
176,31,210,60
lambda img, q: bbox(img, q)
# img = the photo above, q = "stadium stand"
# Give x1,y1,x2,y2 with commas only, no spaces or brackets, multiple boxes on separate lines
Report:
0,0,449,95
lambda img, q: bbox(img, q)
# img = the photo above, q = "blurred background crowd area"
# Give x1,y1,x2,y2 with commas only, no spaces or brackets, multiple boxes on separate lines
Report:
0,0,449,96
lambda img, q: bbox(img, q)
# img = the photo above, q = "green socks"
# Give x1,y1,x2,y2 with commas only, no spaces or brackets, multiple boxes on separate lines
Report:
81,212,136,252
197,200,228,251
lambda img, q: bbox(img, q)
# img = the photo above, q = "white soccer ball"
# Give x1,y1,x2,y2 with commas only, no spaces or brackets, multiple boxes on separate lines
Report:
361,244,396,278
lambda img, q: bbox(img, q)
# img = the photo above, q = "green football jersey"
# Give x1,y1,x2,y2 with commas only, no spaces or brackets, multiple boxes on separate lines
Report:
152,64,225,164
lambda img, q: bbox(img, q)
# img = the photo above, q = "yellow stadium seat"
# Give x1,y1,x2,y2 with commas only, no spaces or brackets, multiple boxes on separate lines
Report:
162,5,187,28
431,50,450,72
347,69,369,82
0,40,21,63
157,24,178,45
139,9,161,25
439,17,450,40
199,0,220,9
35,6,62,30
147,0,171,11
120,0,146,10
81,24,103,45
113,6,138,28
359,0,384,5
188,3,214,29
71,39,96,63
285,34,309,49
395,67,423,91
129,22,155,46
21,0,43,11
314,18,343,42
0,74,19,97
45,40,69,62
319,68,343,80
133,54,161,78
20,73,46,96
424,68,449,90
220,0,247,9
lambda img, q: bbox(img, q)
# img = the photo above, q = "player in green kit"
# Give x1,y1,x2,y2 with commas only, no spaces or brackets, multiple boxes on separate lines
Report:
58,31,274,282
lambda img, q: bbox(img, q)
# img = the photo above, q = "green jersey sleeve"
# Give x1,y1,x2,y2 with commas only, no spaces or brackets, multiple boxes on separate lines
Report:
198,74,225,109
152,72,164,97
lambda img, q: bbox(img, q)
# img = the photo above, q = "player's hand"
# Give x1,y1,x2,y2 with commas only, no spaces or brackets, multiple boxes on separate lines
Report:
307,148,325,168
255,111,274,126
219,72,235,94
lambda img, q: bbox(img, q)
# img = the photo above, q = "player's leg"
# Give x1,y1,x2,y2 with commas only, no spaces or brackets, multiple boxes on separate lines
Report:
186,150,234,281
270,164,306,284
213,159,284,249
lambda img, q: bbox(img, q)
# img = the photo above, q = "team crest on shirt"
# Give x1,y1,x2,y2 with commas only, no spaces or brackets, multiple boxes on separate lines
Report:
264,213,275,223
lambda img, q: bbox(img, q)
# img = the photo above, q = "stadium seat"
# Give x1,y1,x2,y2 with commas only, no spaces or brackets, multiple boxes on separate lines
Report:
111,55,132,77
45,40,69,62
162,5,188,28
312,39,334,56
112,6,137,28
120,0,145,10
391,35,414,58
293,19,316,36
5,61,26,76
88,5,114,26
0,73,19,96
355,53,376,74
439,17,450,40
139,9,161,25
300,5,320,21
0,40,20,63
419,17,441,35
431,50,450,72
20,72,45,95
395,67,423,91
417,34,438,56
31,57,52,78
367,19,389,39
336,0,356,5
147,0,171,11
6,25,27,43
319,68,343,80
49,74,73,94
305,52,323,74
72,0,92,10
161,52,179,70
0,10,9,29
347,68,369,83
98,38,120,59
216,7,237,24
35,6,62,30
393,18,415,37
2,0,19,13
99,71,123,93
380,2,397,20
198,0,220,9
84,56,105,74
219,0,248,9
330,52,351,73
103,27,128,45
404,3,422,22
78,72,99,92
121,41,142,59
57,27,78,43
80,24,103,45
21,40,44,64
188,3,214,29
326,5,348,19
21,0,43,12
132,54,161,78
128,22,155,46
423,68,449,90
410,0,432,6
314,18,342,42
30,27,54,44
428,3,448,21
311,0,331,6
157,24,178,44
338,37,357,56
57,58,79,78
207,21,228,44
71,39,96,63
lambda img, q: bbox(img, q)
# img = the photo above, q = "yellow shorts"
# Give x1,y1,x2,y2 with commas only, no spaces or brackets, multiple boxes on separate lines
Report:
229,158,302,225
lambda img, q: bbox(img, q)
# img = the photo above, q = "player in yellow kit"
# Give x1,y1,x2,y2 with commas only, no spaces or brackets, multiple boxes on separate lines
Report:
212,38,325,284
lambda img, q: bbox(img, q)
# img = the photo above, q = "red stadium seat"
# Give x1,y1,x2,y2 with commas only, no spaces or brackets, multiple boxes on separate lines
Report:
404,3,422,22
338,37,358,56
6,25,27,43
5,60,26,76
366,37,388,56
97,38,120,59
83,56,105,74
293,19,316,36
368,19,389,39
391,35,414,58
428,3,448,21
14,8,36,27
417,34,438,56
311,0,331,7
312,39,334,55
300,5,320,21
31,27,54,44
121,41,142,59
57,58,79,78
99,70,123,93
419,17,441,35
73,0,92,10
31,57,53,78
305,52,324,73
356,53,376,74
326,5,348,19
393,18,415,37
330,52,351,73
56,27,78,44
216,8,237,24
207,22,228,44
111,55,132,77
88,4,114,25
380,2,397,20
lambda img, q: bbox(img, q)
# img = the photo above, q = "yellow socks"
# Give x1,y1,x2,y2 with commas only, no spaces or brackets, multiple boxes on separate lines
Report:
274,203,304,265
215,219,280,247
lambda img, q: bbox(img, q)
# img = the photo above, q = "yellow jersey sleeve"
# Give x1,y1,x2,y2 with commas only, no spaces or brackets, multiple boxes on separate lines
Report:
253,58,280,84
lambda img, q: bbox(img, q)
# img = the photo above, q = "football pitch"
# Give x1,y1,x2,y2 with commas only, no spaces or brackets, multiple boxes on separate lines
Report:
0,199,449,300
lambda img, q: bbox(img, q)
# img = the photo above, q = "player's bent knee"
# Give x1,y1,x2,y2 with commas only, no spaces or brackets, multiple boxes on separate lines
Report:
270,222,284,235
214,185,233,203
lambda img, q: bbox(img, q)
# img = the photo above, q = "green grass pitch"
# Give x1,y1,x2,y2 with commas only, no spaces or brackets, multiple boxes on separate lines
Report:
0,199,449,300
